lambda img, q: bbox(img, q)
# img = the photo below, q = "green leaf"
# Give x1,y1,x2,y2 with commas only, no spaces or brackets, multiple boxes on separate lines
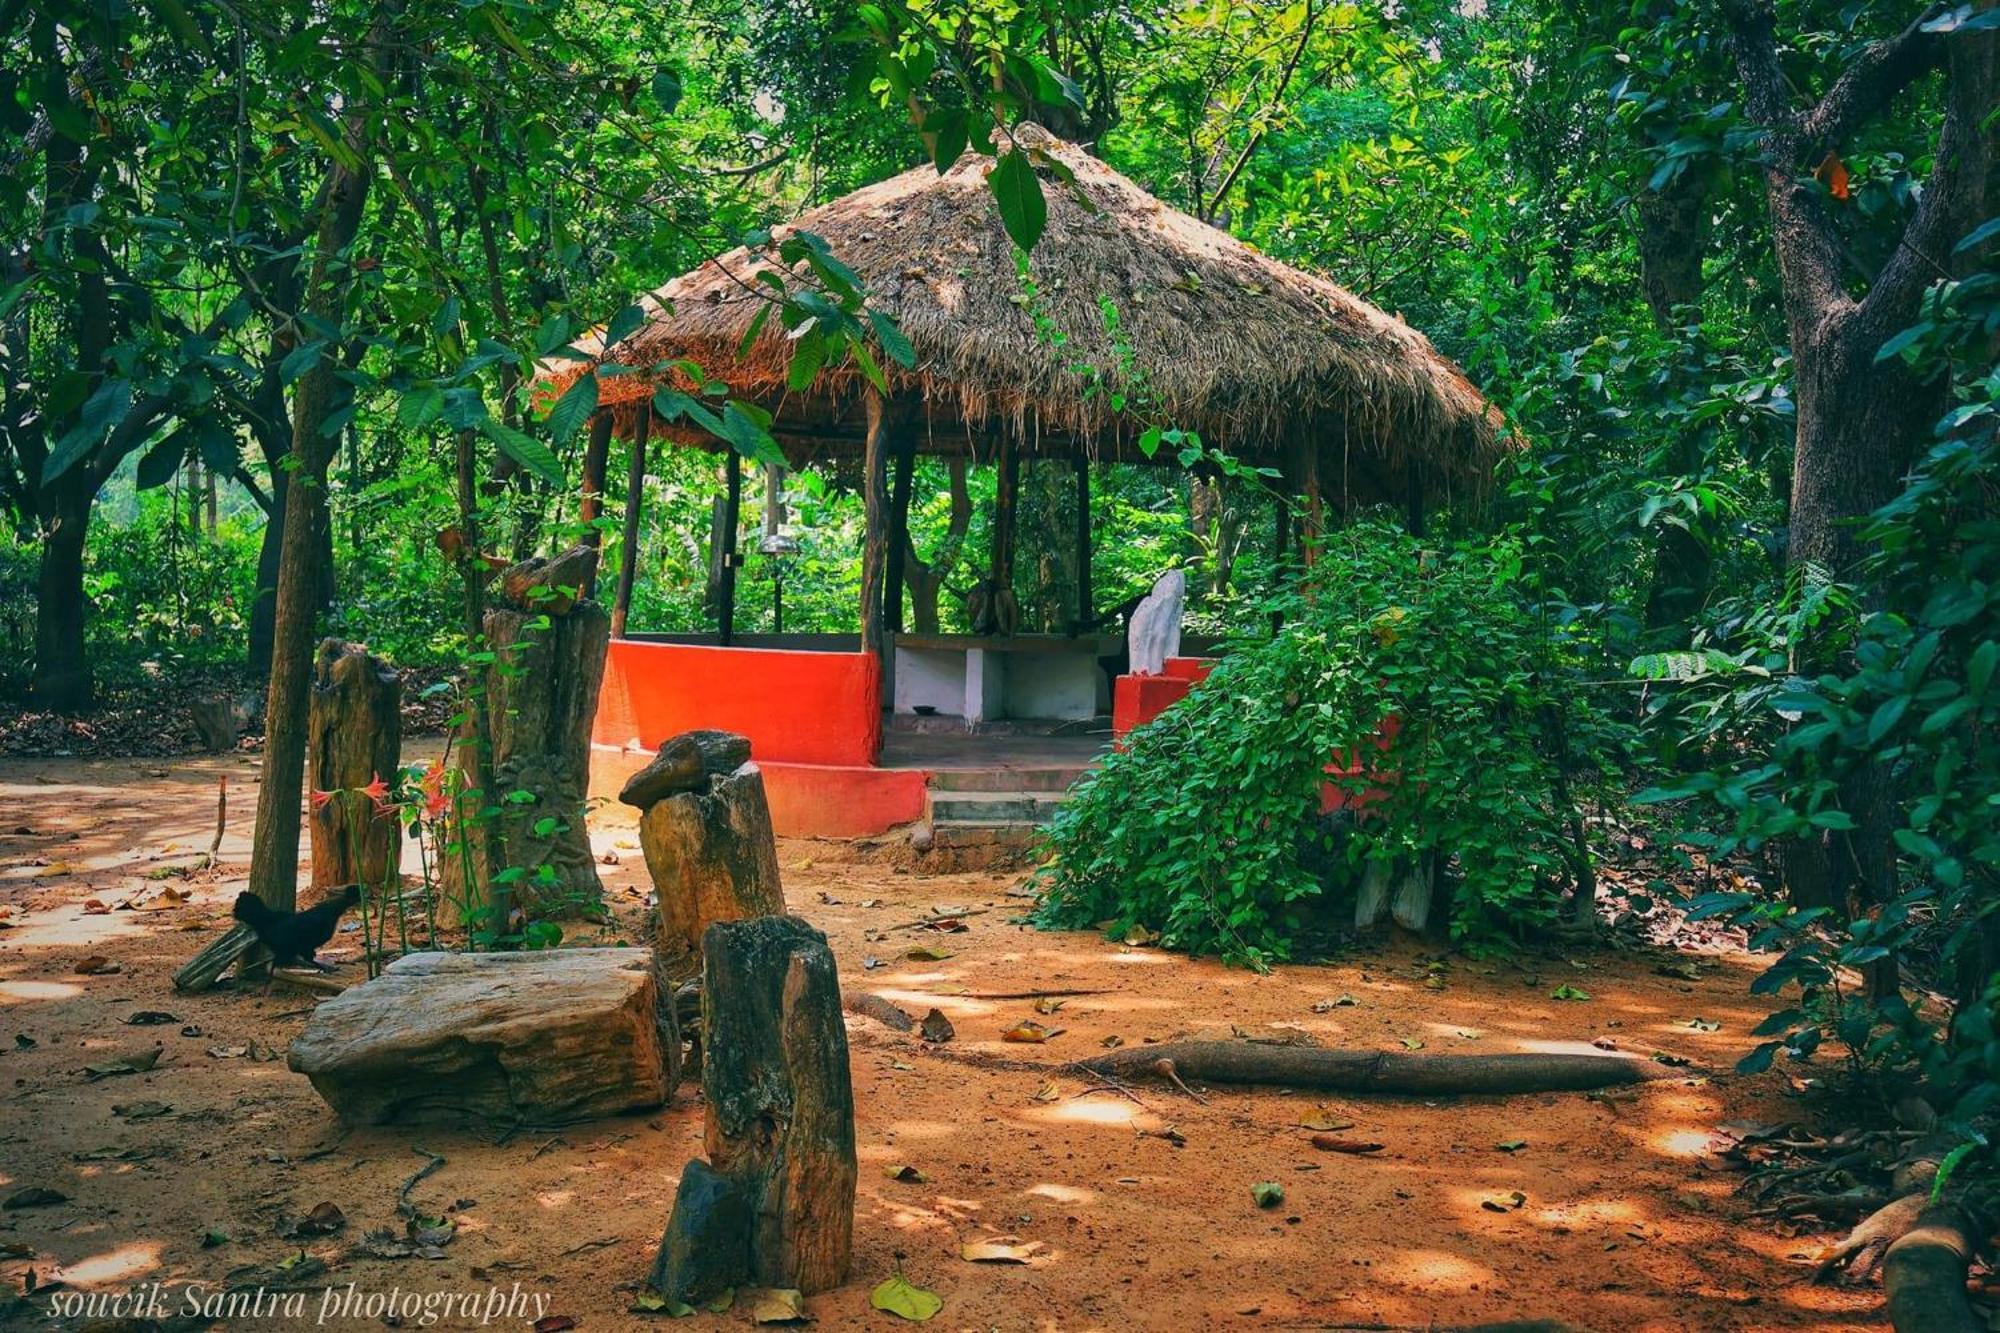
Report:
544,374,599,444
1549,984,1590,1001
651,68,683,115
604,303,647,348
280,340,325,385
989,149,1047,252
478,418,563,486
136,435,184,490
787,334,828,391
1250,1181,1284,1208
848,337,888,394
869,309,917,368
928,108,969,173
43,378,133,485
398,386,444,430
1874,322,1933,363
869,1275,942,1322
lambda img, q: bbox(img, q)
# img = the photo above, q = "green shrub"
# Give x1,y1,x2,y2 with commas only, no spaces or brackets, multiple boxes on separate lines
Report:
1034,522,1629,964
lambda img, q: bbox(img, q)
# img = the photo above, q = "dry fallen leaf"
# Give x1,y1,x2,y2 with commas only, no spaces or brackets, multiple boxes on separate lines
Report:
961,1238,1041,1264
1309,1136,1384,1154
1031,1081,1061,1103
1002,1021,1060,1044
919,1009,955,1044
1482,1190,1528,1213
1032,997,1066,1015
748,1288,809,1324
74,955,121,975
1300,1112,1356,1132
905,946,953,962
884,1165,930,1184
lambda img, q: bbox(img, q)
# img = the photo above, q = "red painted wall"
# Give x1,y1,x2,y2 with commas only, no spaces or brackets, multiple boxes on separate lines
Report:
594,641,883,767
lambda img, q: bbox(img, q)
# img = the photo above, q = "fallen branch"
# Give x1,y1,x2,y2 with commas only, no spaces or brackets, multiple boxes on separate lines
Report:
1081,1042,1679,1094
889,907,993,931
201,776,227,871
174,922,255,993
843,991,914,1033
1882,1202,1985,1333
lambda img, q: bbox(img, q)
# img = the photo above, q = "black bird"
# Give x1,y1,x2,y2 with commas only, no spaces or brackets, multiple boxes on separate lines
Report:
232,885,360,971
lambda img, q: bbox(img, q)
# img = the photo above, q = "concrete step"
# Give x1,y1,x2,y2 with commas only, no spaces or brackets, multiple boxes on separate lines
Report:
927,766,1088,794
928,789,1071,825
927,820,1046,852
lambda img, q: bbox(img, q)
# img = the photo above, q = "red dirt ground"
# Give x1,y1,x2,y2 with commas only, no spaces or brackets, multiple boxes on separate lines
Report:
0,752,1883,1331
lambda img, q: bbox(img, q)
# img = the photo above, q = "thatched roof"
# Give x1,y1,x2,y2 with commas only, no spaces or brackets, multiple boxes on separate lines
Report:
543,124,1502,504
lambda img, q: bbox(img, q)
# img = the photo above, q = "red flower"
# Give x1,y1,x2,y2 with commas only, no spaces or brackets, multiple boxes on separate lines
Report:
308,789,333,813
419,758,449,820
361,773,392,813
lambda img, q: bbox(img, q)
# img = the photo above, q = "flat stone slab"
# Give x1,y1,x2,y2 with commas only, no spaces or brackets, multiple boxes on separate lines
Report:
289,948,670,1125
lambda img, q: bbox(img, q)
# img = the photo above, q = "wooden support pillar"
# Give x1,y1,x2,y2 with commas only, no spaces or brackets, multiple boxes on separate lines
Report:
1298,440,1323,571
1405,459,1426,539
1073,451,1092,633
884,436,915,635
611,405,651,639
1270,467,1290,633
579,411,614,597
719,451,742,646
859,391,889,656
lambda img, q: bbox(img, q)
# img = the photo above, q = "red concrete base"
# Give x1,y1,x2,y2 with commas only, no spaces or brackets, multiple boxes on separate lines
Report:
762,762,929,838
589,746,928,839
1111,657,1216,736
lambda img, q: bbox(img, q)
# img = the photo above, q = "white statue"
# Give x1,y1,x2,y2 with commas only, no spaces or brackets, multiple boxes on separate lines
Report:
1127,569,1185,676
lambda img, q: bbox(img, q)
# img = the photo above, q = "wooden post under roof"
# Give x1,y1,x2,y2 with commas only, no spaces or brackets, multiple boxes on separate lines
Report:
719,450,742,645
884,433,915,634
1297,438,1323,570
610,404,651,638
1073,450,1091,633
859,391,889,657
578,411,614,597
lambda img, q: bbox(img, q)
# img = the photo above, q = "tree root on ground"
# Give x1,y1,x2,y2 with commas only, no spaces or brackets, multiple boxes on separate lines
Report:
1813,1192,1927,1280
1881,1202,1986,1333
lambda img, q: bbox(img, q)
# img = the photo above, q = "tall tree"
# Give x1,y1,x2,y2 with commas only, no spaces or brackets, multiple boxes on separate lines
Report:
1720,0,1996,934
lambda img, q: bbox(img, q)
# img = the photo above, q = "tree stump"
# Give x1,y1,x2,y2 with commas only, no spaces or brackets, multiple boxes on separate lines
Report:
650,916,855,1301
288,947,675,1125
443,545,609,919
629,732,783,984
307,639,401,894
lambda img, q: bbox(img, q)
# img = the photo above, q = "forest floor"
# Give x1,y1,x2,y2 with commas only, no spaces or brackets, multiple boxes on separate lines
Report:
0,751,1885,1332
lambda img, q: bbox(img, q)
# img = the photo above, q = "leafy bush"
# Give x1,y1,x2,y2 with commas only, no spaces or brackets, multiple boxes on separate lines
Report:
1034,522,1630,964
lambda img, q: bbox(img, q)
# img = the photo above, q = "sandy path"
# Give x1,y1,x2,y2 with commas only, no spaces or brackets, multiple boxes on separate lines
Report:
0,754,1880,1331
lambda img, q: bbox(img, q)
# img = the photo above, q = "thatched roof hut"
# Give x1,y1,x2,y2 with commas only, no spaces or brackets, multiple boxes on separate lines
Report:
544,125,1500,508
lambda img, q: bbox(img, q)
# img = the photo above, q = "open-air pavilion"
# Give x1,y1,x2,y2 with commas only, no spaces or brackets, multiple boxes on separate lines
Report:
549,125,1502,838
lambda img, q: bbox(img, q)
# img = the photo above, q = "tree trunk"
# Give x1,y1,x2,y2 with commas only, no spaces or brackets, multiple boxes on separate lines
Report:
1636,171,1713,631
904,457,970,635
242,1,398,915
443,547,609,921
679,915,855,1296
306,639,402,894
31,478,92,711
637,759,785,985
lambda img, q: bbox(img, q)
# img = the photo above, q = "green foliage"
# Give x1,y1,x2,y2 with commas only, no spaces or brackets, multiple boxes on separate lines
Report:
1035,523,1630,964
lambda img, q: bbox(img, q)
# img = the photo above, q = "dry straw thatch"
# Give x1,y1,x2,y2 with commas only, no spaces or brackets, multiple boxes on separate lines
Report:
545,124,1503,505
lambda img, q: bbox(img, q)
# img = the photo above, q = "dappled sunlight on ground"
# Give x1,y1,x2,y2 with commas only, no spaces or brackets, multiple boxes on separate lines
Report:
0,755,1886,1331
